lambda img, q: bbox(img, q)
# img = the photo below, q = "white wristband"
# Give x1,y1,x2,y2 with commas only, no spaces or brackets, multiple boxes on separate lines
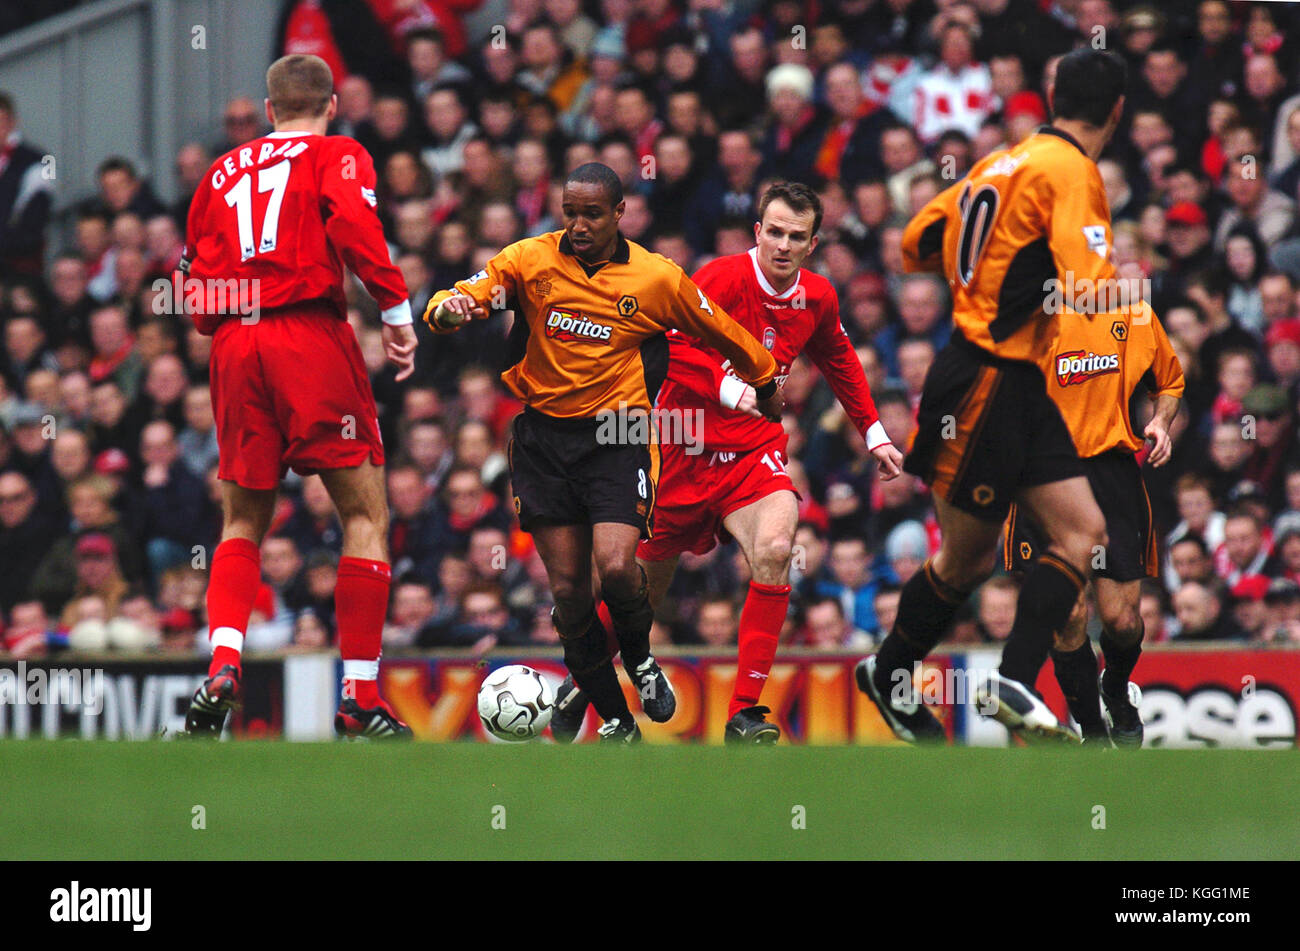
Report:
865,420,891,451
380,301,413,326
719,376,750,410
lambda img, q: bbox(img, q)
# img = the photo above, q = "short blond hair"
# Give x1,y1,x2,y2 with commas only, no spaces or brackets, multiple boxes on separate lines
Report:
266,54,333,120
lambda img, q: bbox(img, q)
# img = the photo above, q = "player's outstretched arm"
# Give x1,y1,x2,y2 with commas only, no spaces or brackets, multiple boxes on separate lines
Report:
663,329,769,417
427,292,486,330
664,270,776,394
320,141,412,324
423,245,521,334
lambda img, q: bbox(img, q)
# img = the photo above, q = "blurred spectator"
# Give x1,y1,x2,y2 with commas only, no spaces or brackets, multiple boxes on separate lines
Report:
401,416,453,491
434,581,522,649
407,27,472,103
87,305,143,401
134,420,209,580
281,475,343,555
801,595,872,650
1172,579,1245,640
2,599,54,657
975,576,1019,642
1215,159,1295,251
3,314,58,390
1219,507,1271,587
94,156,166,220
387,463,440,585
913,21,993,143
1139,580,1171,643
814,536,878,633
883,519,927,585
57,532,129,628
876,274,950,375
869,582,900,644
1262,577,1300,643
385,577,437,649
518,22,588,113
177,384,219,478
0,92,52,277
760,64,819,186
688,595,734,648
1230,574,1270,640
32,473,142,611
0,471,55,613
1168,533,1215,592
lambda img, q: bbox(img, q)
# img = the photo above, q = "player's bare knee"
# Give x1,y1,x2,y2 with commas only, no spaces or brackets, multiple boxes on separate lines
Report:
596,554,642,601
1103,607,1143,648
752,533,794,582
1053,626,1086,652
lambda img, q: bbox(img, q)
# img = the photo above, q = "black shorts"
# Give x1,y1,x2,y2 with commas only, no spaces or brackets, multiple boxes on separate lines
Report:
1004,449,1156,582
508,407,660,537
905,333,1083,523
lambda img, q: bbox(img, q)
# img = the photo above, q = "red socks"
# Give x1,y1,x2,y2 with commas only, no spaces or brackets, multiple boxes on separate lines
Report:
730,581,791,718
337,556,391,708
206,538,261,677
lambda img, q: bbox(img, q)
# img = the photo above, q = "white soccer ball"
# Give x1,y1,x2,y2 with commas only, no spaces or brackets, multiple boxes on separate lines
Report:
477,665,555,741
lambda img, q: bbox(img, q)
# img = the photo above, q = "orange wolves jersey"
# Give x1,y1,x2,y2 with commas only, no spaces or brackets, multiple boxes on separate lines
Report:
902,127,1116,364
425,231,777,420
1043,300,1184,457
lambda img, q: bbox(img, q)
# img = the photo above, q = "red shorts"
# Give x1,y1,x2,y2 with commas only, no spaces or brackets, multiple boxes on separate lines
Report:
637,440,796,561
209,306,384,490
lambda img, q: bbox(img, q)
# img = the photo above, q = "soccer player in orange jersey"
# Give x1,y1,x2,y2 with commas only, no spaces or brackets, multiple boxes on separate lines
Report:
425,163,780,742
548,183,904,744
1005,299,1183,745
858,48,1130,743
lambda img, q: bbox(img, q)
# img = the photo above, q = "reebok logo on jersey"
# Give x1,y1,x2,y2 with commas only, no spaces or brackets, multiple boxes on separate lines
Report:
545,307,612,342
1056,350,1119,386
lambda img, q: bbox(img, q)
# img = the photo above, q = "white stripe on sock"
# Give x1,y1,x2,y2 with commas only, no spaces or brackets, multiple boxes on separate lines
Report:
210,626,244,653
342,659,379,681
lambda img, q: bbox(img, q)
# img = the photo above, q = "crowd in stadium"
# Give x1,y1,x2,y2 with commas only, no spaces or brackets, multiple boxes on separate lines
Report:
4,0,1300,657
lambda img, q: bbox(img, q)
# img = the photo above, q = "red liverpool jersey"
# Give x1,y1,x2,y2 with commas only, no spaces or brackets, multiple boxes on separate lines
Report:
183,131,409,332
658,248,886,453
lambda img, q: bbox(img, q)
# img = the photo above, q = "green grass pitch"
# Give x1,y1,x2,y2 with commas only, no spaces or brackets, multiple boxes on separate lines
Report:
3,742,1298,860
